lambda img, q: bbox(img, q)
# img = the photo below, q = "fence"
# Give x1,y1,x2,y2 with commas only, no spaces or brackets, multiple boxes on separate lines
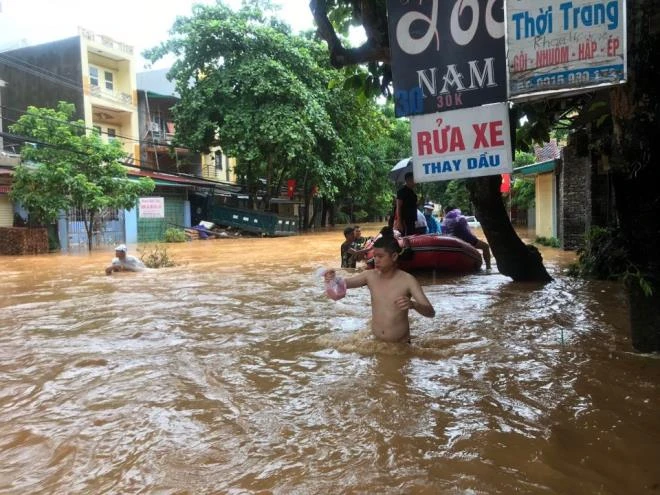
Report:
137,198,185,242
67,207,125,251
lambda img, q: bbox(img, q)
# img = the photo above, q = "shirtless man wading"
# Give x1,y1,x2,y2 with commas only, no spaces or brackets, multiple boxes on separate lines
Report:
324,228,435,343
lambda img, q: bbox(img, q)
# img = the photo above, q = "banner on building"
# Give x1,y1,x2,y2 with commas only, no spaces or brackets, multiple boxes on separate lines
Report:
410,102,513,183
507,0,627,99
139,197,165,218
386,0,507,117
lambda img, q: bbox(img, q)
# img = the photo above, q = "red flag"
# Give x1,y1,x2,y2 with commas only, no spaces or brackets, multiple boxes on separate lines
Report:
500,174,511,194
287,179,296,199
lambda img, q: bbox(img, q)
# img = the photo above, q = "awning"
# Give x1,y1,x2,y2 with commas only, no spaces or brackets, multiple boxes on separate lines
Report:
513,159,558,176
129,169,226,188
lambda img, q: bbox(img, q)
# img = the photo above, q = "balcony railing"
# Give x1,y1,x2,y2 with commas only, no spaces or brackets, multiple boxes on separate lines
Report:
147,121,176,145
79,26,134,55
89,84,133,106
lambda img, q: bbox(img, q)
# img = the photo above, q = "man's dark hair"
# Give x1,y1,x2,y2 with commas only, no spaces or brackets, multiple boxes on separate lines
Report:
404,171,414,181
373,227,400,254
343,226,354,237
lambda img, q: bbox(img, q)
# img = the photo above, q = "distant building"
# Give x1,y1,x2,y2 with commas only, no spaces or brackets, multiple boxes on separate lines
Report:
0,28,140,158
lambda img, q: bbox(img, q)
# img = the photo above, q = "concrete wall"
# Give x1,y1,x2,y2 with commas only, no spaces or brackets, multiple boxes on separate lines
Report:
0,37,85,147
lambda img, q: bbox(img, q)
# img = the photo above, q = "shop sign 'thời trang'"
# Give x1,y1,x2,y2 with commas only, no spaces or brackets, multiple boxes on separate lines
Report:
386,0,507,117
507,0,627,99
410,102,512,183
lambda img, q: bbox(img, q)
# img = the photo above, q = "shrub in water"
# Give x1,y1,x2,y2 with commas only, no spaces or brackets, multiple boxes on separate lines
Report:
138,245,176,268
164,228,187,243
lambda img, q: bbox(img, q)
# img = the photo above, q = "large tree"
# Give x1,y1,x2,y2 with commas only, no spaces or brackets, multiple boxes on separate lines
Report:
310,0,552,282
310,0,660,350
145,1,390,223
9,102,155,251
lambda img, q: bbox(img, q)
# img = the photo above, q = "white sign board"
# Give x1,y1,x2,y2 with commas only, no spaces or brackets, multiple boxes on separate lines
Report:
507,0,627,99
139,197,165,218
410,102,513,183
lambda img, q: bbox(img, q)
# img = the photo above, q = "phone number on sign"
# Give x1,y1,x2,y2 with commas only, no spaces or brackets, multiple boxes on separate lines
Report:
512,65,624,92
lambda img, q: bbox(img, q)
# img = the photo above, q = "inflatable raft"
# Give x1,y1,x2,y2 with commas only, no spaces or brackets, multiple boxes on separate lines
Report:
367,234,482,273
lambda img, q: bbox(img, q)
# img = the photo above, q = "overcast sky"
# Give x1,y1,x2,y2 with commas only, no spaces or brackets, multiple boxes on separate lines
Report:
0,0,320,69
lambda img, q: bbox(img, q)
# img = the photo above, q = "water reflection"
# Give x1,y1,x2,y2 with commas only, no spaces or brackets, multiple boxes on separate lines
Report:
0,225,658,494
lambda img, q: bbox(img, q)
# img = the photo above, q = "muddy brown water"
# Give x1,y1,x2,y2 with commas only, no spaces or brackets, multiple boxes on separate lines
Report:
1,225,659,494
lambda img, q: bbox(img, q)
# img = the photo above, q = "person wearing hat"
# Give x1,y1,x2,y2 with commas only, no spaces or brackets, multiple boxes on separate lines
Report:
105,244,146,275
443,207,492,270
423,202,442,234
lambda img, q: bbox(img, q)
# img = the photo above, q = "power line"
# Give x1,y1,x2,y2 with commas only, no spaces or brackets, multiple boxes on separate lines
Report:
0,53,83,92
0,129,229,188
0,104,208,172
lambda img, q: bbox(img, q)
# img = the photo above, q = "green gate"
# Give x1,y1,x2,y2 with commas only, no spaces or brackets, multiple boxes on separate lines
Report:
137,196,186,242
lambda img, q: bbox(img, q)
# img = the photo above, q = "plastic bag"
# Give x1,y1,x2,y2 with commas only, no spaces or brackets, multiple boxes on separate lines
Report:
325,276,346,301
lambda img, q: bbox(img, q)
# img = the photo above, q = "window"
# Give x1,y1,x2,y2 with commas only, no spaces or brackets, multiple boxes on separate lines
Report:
215,153,223,171
89,66,99,86
107,128,116,141
104,71,114,91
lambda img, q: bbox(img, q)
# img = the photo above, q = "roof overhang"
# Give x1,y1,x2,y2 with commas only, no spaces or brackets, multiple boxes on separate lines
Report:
513,159,558,176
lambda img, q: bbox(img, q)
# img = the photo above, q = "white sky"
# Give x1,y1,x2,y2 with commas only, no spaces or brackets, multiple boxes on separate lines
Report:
0,0,322,69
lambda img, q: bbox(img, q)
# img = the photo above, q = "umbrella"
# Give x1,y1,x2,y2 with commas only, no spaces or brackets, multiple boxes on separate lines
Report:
390,157,412,184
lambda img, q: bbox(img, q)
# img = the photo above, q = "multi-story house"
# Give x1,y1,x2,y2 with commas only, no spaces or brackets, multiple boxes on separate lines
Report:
0,28,139,159
136,68,236,183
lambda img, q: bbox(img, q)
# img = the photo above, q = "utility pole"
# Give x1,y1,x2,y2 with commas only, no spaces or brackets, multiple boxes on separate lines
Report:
0,79,5,153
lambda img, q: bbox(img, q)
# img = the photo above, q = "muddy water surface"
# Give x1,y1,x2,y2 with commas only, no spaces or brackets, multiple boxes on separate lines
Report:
1,226,659,494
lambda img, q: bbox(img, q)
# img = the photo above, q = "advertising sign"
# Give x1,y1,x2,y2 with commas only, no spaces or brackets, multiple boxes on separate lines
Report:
139,197,165,218
507,0,627,99
410,102,513,183
387,0,507,117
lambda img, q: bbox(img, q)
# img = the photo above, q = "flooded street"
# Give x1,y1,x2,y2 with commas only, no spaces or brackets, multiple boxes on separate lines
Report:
1,226,659,494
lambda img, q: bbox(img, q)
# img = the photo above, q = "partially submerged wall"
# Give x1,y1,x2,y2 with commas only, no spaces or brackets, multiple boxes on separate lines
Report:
0,227,49,255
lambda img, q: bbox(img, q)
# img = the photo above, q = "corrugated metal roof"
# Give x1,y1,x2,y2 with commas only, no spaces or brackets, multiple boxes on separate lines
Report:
136,68,178,97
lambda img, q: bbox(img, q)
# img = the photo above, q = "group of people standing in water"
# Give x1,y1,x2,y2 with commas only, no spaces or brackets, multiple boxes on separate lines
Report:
327,170,492,343
393,171,491,270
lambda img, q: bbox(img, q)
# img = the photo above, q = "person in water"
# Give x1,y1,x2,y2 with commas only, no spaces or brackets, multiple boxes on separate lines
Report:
105,244,146,275
442,207,492,270
324,228,435,343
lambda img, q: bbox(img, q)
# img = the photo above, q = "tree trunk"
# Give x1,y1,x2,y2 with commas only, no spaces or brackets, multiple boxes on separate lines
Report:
467,175,552,282
609,0,660,351
85,212,94,252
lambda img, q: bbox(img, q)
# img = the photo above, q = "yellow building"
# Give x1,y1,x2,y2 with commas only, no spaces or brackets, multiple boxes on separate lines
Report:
513,159,559,239
78,27,139,160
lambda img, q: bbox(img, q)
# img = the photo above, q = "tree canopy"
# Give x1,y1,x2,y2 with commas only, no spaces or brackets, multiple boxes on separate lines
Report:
9,102,155,250
144,1,399,222
311,0,660,350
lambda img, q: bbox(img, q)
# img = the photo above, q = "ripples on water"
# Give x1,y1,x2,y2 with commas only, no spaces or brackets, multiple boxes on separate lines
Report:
1,227,659,494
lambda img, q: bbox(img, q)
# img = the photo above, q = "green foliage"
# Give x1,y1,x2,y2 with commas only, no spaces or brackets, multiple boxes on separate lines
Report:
568,227,653,295
440,180,472,214
145,2,396,225
138,245,176,268
335,211,350,225
535,236,560,248
164,228,187,243
9,102,155,250
511,178,535,209
514,150,536,167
